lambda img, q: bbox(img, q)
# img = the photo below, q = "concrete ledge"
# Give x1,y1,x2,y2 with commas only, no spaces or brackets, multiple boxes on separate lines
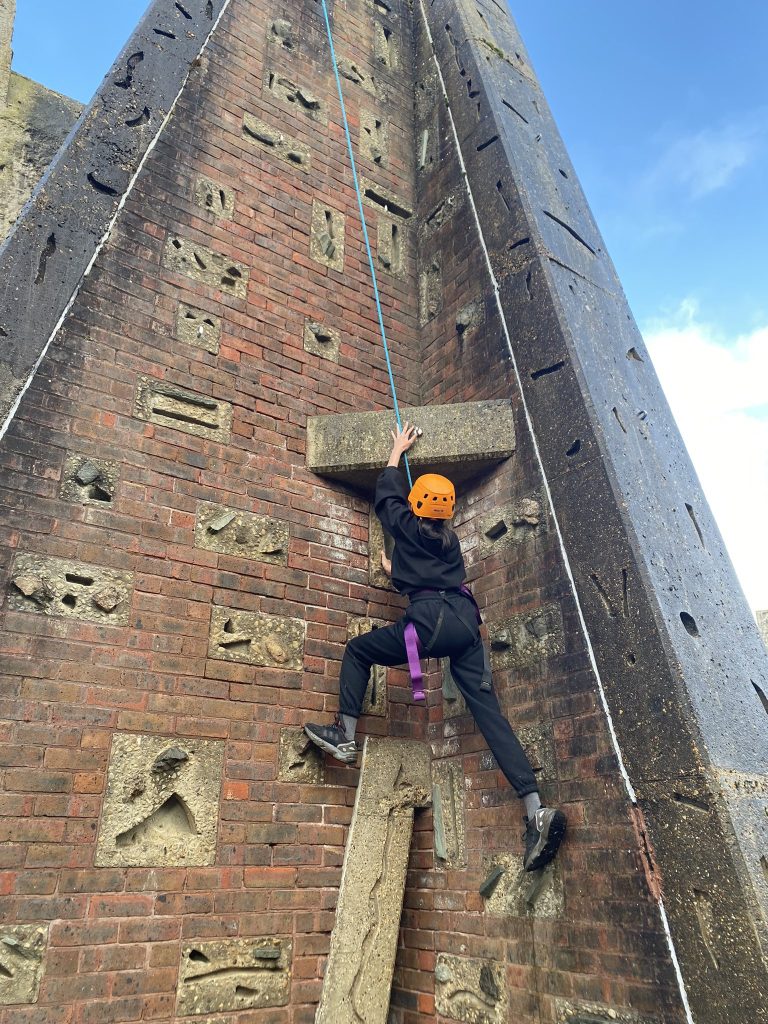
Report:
306,400,515,489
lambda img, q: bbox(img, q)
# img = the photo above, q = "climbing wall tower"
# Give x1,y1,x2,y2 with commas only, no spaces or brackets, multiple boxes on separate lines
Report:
0,1,767,1022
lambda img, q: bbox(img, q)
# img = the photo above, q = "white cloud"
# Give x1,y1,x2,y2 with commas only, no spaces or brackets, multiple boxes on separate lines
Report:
643,302,768,611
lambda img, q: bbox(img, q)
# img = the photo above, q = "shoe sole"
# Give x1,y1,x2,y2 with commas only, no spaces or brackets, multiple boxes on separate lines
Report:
524,810,567,872
303,724,357,765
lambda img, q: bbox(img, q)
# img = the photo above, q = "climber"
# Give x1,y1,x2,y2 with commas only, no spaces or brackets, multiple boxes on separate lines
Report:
303,422,566,872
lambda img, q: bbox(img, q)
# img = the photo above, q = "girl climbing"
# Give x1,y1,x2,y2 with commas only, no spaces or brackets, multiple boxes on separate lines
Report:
304,423,566,872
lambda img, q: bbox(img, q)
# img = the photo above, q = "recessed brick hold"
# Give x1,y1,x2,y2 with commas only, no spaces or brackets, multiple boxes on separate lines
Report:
516,722,556,783
360,110,388,166
175,302,221,354
134,375,233,443
455,297,485,337
432,760,467,868
268,17,294,50
347,617,388,717
479,495,544,556
195,502,289,564
60,453,119,504
419,255,442,325
176,937,292,1015
242,113,310,172
374,21,397,69
377,216,405,276
434,953,508,1023
193,176,234,219
361,177,413,220
278,728,325,784
487,604,565,672
0,925,48,1006
161,235,249,297
310,201,345,271
303,319,340,361
264,69,327,124
336,56,376,95
482,853,564,918
9,553,133,625
208,607,305,669
95,733,224,867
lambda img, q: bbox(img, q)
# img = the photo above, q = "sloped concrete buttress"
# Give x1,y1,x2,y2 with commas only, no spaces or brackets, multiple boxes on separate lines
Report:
315,737,431,1024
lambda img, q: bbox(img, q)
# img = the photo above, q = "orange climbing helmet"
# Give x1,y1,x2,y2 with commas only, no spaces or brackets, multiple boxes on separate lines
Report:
408,474,455,520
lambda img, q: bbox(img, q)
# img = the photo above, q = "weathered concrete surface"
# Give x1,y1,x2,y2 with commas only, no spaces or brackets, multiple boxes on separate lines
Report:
95,733,224,867
423,0,768,1018
434,953,508,1024
307,399,515,489
176,937,291,1015
9,552,133,625
0,925,48,1006
315,738,431,1024
0,72,81,240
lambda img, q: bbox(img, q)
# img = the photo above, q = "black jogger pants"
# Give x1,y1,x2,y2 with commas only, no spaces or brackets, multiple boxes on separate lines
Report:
338,593,538,797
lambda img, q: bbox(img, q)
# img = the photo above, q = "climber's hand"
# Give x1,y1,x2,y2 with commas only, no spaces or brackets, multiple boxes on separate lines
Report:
380,551,392,576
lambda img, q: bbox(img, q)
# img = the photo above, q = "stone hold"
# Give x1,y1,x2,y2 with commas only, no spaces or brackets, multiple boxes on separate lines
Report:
368,508,394,590
162,235,249,299
377,216,405,277
60,453,119,504
176,937,292,1016
195,502,289,565
441,659,467,719
554,998,657,1024
310,201,345,271
264,70,328,124
134,376,233,443
483,852,564,918
516,722,556,783
193,176,235,220
303,319,341,362
242,114,311,173
431,760,467,868
419,255,442,325
278,728,325,784
456,297,485,337
95,733,224,868
421,192,464,238
269,18,294,49
373,21,396,68
316,738,431,1024
337,56,376,95
9,553,133,626
360,110,388,167
434,953,508,1024
0,925,48,1006
480,495,545,556
175,303,221,355
414,72,438,120
208,607,305,669
347,617,388,717
487,603,564,673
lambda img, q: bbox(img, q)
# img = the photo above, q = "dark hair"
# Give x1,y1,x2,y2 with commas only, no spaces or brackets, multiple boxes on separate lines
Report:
417,517,457,554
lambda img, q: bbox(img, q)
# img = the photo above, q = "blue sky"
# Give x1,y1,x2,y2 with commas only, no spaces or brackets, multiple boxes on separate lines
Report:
10,1,768,608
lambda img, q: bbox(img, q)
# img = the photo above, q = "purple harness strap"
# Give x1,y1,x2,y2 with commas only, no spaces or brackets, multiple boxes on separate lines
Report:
404,622,426,702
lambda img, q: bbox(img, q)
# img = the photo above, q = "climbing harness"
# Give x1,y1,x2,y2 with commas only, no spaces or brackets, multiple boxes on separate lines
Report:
319,0,412,487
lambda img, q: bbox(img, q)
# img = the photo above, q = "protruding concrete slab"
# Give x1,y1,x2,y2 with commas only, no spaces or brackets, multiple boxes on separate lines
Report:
315,737,431,1024
307,400,515,490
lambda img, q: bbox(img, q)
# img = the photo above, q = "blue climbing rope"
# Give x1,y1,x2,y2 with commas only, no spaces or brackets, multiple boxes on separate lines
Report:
319,0,413,488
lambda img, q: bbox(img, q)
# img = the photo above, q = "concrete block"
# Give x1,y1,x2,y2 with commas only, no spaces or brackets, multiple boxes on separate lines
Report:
9,553,133,625
0,925,48,1006
195,502,289,565
176,937,291,1015
304,319,340,361
310,200,345,271
162,235,248,298
431,759,467,867
347,617,388,717
481,853,564,918
60,453,119,505
134,376,233,443
193,176,234,220
434,953,508,1023
307,399,516,490
316,738,431,1024
208,607,305,669
242,113,310,172
488,603,564,672
95,734,224,867
175,303,221,354
278,728,324,784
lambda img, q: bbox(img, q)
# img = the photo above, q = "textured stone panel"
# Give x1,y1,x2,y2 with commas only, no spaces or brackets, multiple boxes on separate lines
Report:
60,453,119,505
360,110,388,166
176,937,291,1015
264,69,327,124
431,759,467,868
347,617,388,717
242,113,310,172
316,738,431,1024
9,553,133,625
303,319,340,361
434,953,508,1024
419,254,442,324
195,502,289,565
482,853,564,918
95,734,224,867
308,400,516,489
337,56,376,96
479,494,545,557
193,176,234,219
554,998,657,1024
176,303,221,354
0,925,48,1006
208,607,305,669
310,200,345,271
162,235,248,297
278,728,324,784
488,603,564,672
134,376,233,442
377,216,405,277
374,21,397,69
516,722,557,784
368,508,394,590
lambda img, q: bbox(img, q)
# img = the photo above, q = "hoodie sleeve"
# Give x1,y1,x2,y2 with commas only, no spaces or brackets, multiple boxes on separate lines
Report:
373,467,418,542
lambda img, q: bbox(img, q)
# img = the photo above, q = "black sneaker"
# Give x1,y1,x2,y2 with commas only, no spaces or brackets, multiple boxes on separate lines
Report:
523,807,567,872
303,716,359,764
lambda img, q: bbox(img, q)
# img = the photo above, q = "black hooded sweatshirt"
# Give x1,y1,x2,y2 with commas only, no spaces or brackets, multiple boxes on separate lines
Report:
373,467,466,597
